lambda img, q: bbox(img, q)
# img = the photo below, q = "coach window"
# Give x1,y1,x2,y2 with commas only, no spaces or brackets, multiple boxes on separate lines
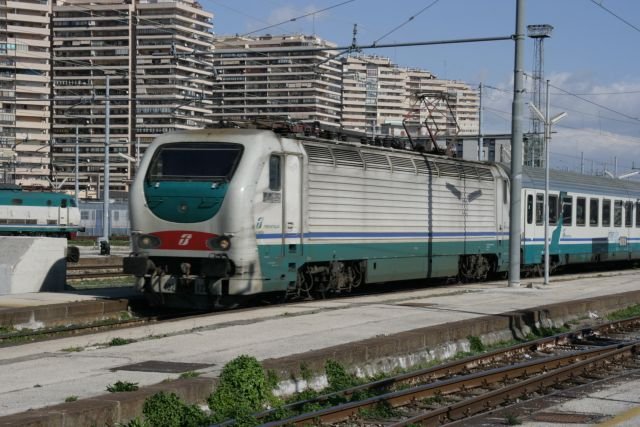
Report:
602,199,611,227
535,194,544,225
624,202,633,227
269,154,282,191
61,199,68,208
636,202,640,227
11,198,22,205
549,195,558,225
589,198,599,227
562,196,573,226
526,195,533,224
576,197,586,226
614,200,622,227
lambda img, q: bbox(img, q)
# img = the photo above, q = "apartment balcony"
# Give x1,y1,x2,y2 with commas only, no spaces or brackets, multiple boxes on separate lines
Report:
7,24,49,36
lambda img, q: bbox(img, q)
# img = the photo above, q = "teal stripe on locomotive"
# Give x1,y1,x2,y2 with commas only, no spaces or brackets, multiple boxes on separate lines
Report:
144,181,228,223
255,239,509,293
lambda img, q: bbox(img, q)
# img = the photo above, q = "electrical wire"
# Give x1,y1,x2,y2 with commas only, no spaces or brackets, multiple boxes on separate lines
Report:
372,0,441,45
242,0,356,36
588,0,640,34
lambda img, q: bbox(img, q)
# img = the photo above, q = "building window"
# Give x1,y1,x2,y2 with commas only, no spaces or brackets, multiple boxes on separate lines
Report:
81,211,90,220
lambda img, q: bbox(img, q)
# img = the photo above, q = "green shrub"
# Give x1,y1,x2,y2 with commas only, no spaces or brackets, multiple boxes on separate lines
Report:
142,392,208,427
106,381,139,393
325,359,358,392
109,337,133,346
207,355,278,424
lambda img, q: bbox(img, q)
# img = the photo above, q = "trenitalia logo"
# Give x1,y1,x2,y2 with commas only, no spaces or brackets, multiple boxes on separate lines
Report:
150,230,218,250
178,233,193,246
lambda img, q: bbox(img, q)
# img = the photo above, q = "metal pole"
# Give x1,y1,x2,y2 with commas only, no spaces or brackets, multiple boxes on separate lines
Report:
614,156,617,177
544,80,550,285
580,152,584,174
478,83,483,161
102,74,110,244
75,124,79,206
508,0,525,288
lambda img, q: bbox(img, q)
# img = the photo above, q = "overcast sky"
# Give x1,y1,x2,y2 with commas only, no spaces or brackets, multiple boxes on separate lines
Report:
202,0,640,176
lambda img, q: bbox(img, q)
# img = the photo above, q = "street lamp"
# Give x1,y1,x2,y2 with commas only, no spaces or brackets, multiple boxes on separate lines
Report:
529,80,567,285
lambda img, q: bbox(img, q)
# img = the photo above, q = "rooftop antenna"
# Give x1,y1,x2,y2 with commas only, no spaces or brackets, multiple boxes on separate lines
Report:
527,24,553,168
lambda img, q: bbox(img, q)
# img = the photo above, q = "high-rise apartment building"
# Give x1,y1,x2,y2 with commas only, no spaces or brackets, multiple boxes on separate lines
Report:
0,0,52,187
210,35,342,126
342,55,478,136
51,0,214,197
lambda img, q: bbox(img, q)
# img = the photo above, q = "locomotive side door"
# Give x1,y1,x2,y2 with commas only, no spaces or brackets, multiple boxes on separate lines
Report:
281,153,303,256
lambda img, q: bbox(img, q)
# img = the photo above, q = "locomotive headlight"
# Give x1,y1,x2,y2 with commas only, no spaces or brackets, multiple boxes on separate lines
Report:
138,234,161,249
206,235,231,251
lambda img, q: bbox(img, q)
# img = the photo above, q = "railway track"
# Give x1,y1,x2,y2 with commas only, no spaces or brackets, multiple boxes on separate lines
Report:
66,262,126,280
238,316,640,427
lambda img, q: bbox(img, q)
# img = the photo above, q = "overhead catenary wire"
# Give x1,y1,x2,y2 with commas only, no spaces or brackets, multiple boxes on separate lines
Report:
372,0,441,45
241,0,356,36
588,0,640,34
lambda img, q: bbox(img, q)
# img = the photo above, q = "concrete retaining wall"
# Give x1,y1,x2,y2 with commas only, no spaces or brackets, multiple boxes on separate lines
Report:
0,237,67,295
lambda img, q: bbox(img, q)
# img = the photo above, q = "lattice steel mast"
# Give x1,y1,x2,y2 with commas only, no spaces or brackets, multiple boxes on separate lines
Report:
527,24,553,167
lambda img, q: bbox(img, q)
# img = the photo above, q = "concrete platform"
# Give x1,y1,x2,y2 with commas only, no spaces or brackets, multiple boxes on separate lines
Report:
0,270,639,426
0,290,134,329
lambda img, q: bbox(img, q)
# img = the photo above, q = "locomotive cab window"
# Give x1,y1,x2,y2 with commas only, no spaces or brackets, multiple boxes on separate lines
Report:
147,143,243,182
562,196,573,226
614,200,622,227
269,155,282,191
576,197,586,226
535,194,544,225
589,198,599,227
602,200,611,227
548,195,558,225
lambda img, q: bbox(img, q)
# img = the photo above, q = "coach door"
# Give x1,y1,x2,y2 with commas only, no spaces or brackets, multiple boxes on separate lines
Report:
280,153,303,256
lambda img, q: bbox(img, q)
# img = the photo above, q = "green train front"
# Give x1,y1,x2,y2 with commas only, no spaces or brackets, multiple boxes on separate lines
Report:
124,129,291,309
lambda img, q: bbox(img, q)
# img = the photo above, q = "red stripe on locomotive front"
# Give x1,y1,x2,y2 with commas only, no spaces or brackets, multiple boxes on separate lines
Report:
150,230,218,250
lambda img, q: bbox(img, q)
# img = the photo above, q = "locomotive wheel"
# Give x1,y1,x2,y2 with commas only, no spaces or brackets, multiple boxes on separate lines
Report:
459,255,490,282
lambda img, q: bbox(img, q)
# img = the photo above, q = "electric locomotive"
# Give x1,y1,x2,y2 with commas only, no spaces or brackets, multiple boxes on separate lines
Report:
0,184,84,239
124,127,511,308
